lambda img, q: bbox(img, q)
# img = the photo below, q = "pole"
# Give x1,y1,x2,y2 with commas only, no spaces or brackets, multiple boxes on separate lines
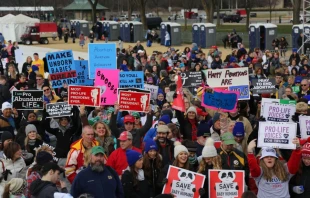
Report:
303,0,305,54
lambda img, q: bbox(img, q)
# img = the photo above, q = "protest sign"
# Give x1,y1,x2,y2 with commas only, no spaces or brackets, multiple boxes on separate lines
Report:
180,71,203,87
172,76,186,112
258,122,297,149
201,88,239,112
46,50,77,88
68,85,100,107
46,102,72,118
299,116,310,138
292,86,300,93
88,43,117,79
118,88,151,112
144,84,159,100
260,98,296,116
163,165,205,198
95,69,119,105
119,71,144,88
262,103,296,122
75,60,94,86
252,78,276,94
228,85,250,100
12,90,43,110
209,170,245,198
204,68,249,87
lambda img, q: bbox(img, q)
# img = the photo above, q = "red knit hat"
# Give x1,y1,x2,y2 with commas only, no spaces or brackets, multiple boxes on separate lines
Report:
302,142,310,158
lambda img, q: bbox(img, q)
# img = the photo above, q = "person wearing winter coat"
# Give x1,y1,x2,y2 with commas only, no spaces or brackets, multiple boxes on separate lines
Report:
23,124,43,163
175,106,199,141
0,102,20,138
211,55,222,69
122,150,150,198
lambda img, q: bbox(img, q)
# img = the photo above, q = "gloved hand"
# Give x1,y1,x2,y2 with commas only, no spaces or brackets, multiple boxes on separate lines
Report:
293,186,304,194
199,188,205,195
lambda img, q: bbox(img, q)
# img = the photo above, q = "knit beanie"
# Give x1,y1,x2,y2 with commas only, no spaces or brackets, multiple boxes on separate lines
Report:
157,125,169,133
233,122,245,137
161,109,173,120
302,142,310,158
202,138,217,158
144,139,158,153
182,140,197,153
197,122,211,137
25,124,37,136
7,178,26,195
36,151,53,166
213,112,220,124
158,89,164,96
187,106,197,115
174,141,189,158
1,131,13,144
158,115,171,124
126,150,143,166
1,102,12,112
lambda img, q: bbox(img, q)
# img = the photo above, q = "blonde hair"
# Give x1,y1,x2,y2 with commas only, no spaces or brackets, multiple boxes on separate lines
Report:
24,134,42,148
83,149,92,167
259,159,288,181
92,121,111,137
197,155,222,173
296,102,308,113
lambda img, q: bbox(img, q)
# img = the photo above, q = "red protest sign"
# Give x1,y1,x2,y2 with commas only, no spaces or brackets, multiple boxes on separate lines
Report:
172,75,185,112
209,170,245,198
118,89,151,112
162,165,205,198
68,85,100,107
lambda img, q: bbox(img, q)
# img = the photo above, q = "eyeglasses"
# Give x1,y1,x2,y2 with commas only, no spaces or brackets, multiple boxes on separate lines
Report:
43,88,50,92
301,84,308,86
36,79,42,81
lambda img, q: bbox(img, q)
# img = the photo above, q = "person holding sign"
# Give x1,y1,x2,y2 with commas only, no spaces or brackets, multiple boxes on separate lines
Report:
247,138,301,198
42,85,60,104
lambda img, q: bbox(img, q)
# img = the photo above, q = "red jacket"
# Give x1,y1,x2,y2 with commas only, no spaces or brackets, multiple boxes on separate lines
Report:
106,147,141,175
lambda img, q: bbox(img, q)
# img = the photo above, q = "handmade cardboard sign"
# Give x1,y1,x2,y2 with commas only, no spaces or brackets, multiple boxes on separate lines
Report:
12,90,43,110
258,121,297,149
75,60,94,86
46,102,72,118
204,68,249,87
119,71,144,88
180,71,203,87
162,165,205,198
262,102,296,122
299,116,310,138
118,88,151,112
228,85,250,100
144,84,159,100
209,170,245,198
252,78,276,94
95,69,119,105
68,85,100,107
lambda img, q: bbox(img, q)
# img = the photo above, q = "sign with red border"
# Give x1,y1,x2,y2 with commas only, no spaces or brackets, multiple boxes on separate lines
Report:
68,85,100,107
118,88,151,112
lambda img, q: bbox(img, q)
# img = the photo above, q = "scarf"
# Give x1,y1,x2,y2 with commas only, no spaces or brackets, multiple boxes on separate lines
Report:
28,139,36,146
189,119,197,141
59,124,70,133
189,154,197,165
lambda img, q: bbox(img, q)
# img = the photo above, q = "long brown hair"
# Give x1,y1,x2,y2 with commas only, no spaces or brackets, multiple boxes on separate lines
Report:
259,159,288,181
129,165,139,186
3,183,10,198
143,152,162,179
167,123,181,140
172,155,190,170
197,155,222,173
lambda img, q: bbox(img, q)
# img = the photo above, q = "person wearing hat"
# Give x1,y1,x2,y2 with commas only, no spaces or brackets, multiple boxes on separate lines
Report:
30,162,68,197
289,48,301,66
182,140,198,170
232,122,248,154
298,79,310,99
110,103,153,149
2,178,26,198
219,132,249,185
143,114,171,142
228,103,253,135
211,55,222,69
156,89,167,109
122,149,150,197
175,105,199,141
247,138,301,198
195,122,211,157
71,146,124,198
225,56,240,68
0,102,19,138
210,112,221,141
106,131,142,176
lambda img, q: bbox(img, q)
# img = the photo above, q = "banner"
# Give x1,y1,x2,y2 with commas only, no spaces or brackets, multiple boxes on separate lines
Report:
75,60,94,86
299,116,310,138
46,50,77,88
94,69,119,105
119,71,144,88
252,78,276,94
162,165,205,198
204,68,249,87
180,71,203,87
12,90,43,110
262,103,296,122
144,84,159,100
292,86,300,93
260,98,296,116
46,102,72,118
228,85,250,100
172,75,186,112
201,88,239,112
118,88,151,112
209,170,245,198
88,43,117,79
258,122,297,149
68,85,101,107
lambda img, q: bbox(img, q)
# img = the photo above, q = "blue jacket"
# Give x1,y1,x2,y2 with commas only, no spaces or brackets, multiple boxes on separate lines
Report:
143,127,157,142
71,166,124,198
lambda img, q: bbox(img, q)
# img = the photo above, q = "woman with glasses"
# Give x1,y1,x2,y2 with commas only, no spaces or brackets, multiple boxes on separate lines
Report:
42,85,60,104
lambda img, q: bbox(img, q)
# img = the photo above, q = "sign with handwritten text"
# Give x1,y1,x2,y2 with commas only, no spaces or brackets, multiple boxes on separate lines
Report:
75,60,94,86
119,71,144,88
95,69,119,105
262,102,296,122
299,116,310,138
228,85,250,100
204,68,249,87
88,43,117,79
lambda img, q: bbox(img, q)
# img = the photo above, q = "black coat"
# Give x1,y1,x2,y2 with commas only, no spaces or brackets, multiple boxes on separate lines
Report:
16,120,47,148
121,170,151,198
175,110,198,140
0,83,10,105
290,163,310,198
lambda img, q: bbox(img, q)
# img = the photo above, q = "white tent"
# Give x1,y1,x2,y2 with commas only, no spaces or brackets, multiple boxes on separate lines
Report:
0,14,39,42
0,14,15,34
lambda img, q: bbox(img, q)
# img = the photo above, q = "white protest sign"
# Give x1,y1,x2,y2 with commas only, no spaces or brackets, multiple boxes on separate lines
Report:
204,68,249,87
260,98,296,116
299,116,310,138
144,84,159,100
262,102,296,122
14,49,23,66
258,122,297,149
172,180,195,198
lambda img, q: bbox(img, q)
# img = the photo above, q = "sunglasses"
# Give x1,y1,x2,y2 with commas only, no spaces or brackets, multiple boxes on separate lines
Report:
43,88,50,92
301,84,308,86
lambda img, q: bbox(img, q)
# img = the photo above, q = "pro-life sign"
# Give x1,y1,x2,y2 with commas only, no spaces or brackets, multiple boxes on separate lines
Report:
46,102,72,118
68,85,101,107
12,90,44,110
299,116,310,138
262,102,296,122
118,88,151,112
252,78,276,94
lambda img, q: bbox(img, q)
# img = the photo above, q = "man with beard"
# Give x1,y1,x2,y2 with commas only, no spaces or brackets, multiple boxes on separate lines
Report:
154,125,174,166
71,146,124,197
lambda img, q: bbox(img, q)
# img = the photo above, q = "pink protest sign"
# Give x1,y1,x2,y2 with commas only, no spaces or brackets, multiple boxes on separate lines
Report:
201,88,239,112
94,69,119,105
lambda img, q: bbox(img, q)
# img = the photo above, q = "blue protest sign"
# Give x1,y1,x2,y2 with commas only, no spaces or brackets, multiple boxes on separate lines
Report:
46,50,77,88
88,43,117,79
229,85,250,100
119,71,144,88
75,60,94,86
202,89,239,112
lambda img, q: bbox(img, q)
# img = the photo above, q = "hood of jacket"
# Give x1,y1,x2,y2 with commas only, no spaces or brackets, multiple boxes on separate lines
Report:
30,179,55,196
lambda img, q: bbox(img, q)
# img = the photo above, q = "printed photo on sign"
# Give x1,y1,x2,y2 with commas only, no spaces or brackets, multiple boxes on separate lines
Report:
119,71,144,88
46,50,77,88
262,102,296,122
144,84,159,100
258,122,297,149
12,90,44,110
88,43,117,79
46,102,72,118
68,85,101,107
118,89,151,113
75,60,94,86
204,68,249,87
299,116,310,138
209,170,245,198
95,69,119,105
228,85,250,100
180,71,203,87
162,165,205,198
252,78,276,94
260,98,296,116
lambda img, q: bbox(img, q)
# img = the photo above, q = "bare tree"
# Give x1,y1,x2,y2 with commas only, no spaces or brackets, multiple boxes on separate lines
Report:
267,0,279,22
150,0,160,16
201,0,215,23
88,0,99,23
127,0,133,21
291,0,302,24
245,0,255,29
182,0,198,30
133,0,148,29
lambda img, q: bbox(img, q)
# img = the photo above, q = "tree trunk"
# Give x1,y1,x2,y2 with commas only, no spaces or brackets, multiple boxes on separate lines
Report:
292,0,302,24
216,0,220,26
88,0,98,23
139,0,148,30
128,0,132,21
201,0,214,23
246,11,250,29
